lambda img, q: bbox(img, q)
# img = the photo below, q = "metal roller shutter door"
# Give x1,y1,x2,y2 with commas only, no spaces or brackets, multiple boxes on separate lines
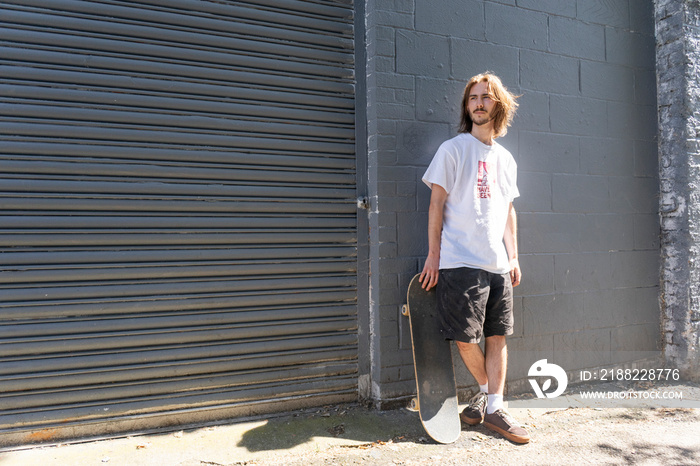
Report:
0,0,358,444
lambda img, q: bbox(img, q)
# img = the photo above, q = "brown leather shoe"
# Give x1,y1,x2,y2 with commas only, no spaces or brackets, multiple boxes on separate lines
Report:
460,392,488,425
483,409,530,444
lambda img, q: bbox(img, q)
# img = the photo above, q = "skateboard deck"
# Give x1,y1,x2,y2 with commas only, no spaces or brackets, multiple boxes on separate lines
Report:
402,273,460,444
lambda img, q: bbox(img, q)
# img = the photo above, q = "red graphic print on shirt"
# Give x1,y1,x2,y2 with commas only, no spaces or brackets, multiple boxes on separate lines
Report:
477,161,494,199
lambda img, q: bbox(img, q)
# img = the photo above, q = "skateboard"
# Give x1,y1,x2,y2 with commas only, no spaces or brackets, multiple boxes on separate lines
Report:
401,273,460,444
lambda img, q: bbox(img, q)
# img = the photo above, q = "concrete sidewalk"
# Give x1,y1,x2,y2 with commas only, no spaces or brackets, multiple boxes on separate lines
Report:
2,382,699,466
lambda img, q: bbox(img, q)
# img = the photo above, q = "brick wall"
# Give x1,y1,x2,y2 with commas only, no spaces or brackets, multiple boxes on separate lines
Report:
363,0,660,403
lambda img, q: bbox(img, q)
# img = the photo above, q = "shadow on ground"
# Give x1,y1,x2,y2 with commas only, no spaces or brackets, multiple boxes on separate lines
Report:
237,404,426,452
594,407,700,465
597,441,700,465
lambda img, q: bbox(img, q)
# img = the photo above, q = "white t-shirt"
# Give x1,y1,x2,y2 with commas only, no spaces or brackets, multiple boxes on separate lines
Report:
422,133,519,274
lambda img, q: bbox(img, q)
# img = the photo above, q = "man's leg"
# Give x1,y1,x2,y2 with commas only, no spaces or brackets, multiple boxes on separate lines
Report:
455,336,506,392
455,341,489,425
455,341,488,386
484,335,507,396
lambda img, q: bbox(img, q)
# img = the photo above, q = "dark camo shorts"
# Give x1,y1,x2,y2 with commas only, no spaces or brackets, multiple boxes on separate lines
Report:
437,267,514,343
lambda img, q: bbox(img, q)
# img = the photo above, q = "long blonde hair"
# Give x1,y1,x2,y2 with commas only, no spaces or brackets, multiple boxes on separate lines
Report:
459,72,519,138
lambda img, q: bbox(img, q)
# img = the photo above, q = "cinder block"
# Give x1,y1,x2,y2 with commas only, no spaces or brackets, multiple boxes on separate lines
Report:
372,55,394,72
553,328,612,371
366,8,413,29
380,335,400,353
379,347,414,368
610,323,661,364
577,0,630,28
522,292,587,335
451,38,519,82
632,285,661,325
611,323,661,352
375,102,416,120
377,150,398,166
630,0,654,33
509,90,549,132
606,102,657,141
516,253,555,296
376,134,397,151
377,181,396,197
375,0,414,14
377,166,416,182
581,60,635,102
518,131,580,174
634,69,657,105
583,288,639,328
609,250,659,288
549,16,606,61
416,77,463,124
378,225,397,242
516,171,552,213
372,34,396,57
377,211,397,228
375,87,397,104
396,30,450,78
605,28,656,69
552,174,610,213
376,72,415,90
550,95,609,137
415,0,484,40
517,0,576,16
554,252,613,293
578,213,634,252
378,196,415,213
580,137,635,176
396,121,452,166
519,212,583,253
397,211,429,257
609,176,658,214
378,380,416,399
485,2,548,51
394,89,415,105
396,181,416,197
377,118,396,135
497,132,519,156
378,241,398,259
520,50,579,95
377,257,419,275
633,213,661,250
379,366,401,383
397,364,416,382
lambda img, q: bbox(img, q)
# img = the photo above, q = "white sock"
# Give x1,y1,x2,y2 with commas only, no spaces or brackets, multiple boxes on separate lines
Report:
486,394,503,414
479,382,489,394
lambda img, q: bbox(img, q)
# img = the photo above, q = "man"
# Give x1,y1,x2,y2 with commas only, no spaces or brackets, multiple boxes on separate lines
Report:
419,72,529,444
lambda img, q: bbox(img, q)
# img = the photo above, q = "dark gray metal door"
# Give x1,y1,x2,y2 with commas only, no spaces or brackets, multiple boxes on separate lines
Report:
0,0,357,444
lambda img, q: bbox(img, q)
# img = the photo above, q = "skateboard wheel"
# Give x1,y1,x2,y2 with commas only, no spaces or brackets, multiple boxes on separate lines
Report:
401,304,409,316
408,397,419,411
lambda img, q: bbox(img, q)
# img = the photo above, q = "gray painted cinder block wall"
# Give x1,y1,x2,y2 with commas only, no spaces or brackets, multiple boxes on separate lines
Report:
363,0,660,403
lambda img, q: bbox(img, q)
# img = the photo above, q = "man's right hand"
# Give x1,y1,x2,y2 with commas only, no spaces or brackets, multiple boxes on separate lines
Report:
421,183,446,292
419,255,439,290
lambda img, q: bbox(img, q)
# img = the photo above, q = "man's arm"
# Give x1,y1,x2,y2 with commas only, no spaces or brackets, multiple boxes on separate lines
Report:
503,202,521,287
419,184,447,290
